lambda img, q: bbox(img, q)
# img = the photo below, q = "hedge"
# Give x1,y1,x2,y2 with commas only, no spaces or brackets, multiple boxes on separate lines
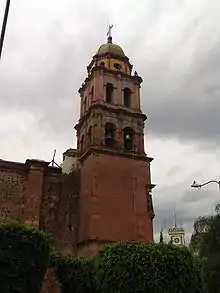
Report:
50,250,95,293
0,221,203,293
0,220,52,293
94,242,203,293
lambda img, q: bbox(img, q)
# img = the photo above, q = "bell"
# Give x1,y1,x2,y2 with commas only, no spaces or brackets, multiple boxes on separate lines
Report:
125,134,131,140
106,133,113,139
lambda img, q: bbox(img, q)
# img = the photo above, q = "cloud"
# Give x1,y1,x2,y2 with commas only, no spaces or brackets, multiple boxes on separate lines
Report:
137,2,220,146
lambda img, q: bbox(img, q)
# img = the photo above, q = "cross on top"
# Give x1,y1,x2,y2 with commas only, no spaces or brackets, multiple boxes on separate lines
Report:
107,24,113,38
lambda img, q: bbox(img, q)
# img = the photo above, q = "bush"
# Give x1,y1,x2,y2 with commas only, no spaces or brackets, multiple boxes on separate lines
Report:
51,250,95,293
0,220,52,293
94,242,203,293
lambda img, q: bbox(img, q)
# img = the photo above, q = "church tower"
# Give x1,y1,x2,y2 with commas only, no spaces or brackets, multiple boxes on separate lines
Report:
168,227,186,246
75,30,155,256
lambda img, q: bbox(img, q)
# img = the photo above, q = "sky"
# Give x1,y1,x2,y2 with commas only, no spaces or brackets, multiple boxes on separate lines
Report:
1,0,220,243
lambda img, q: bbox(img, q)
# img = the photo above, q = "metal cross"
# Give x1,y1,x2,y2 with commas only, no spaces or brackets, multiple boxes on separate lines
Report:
107,24,113,38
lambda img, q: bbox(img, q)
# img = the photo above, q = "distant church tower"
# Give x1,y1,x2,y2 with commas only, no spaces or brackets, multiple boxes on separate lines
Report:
74,29,155,256
168,206,185,246
168,227,185,246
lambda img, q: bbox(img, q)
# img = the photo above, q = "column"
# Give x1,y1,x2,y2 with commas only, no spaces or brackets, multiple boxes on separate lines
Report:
117,74,122,105
23,160,46,228
134,83,141,110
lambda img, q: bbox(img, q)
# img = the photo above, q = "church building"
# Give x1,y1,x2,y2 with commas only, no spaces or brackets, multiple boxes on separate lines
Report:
0,31,155,257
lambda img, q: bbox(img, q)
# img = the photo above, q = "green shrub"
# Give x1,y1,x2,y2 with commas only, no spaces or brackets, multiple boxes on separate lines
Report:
51,250,95,293
94,242,203,293
0,220,52,293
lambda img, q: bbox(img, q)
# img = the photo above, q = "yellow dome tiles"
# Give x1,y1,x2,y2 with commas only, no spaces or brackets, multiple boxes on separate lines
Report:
97,42,125,57
94,36,131,75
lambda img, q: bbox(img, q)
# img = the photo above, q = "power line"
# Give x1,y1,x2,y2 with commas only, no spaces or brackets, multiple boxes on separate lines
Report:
0,0,11,60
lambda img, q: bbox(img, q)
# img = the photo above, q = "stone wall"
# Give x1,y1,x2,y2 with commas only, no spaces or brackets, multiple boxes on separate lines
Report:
0,157,81,253
0,160,27,222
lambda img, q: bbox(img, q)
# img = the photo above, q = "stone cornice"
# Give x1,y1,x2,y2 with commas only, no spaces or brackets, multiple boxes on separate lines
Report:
79,66,143,94
78,146,153,164
75,103,147,131
0,159,28,172
0,158,62,174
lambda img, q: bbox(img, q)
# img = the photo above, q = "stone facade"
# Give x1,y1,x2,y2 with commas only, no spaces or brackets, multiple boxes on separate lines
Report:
0,157,80,254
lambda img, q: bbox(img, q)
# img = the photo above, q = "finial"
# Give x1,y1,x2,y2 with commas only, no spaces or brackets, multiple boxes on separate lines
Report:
106,24,113,43
173,204,177,228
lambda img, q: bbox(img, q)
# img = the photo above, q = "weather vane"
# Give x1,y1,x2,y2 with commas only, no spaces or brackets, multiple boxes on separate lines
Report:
107,24,114,38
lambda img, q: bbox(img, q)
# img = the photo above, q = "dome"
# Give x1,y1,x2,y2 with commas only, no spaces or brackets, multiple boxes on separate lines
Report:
97,37,125,57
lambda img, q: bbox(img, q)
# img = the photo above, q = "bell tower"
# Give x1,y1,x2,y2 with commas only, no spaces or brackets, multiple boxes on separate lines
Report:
75,31,155,257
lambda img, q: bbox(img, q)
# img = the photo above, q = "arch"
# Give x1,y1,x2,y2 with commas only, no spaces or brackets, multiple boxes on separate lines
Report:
105,122,116,148
123,87,131,108
106,83,114,104
87,126,92,146
123,127,134,151
114,63,122,70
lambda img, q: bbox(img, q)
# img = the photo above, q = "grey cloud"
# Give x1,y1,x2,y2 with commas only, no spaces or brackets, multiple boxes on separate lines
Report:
140,17,220,146
1,0,220,148
166,165,184,177
180,188,215,203
154,201,197,235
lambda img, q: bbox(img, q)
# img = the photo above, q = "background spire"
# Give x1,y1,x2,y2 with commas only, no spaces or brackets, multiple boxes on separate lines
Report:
173,204,177,228
159,227,164,243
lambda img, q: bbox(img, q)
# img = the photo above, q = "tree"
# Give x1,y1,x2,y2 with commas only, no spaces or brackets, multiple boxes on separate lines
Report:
190,204,220,293
0,220,52,293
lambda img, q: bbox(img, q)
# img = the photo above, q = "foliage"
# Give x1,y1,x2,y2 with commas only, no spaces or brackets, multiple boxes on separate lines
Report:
50,250,95,293
190,204,220,293
94,242,202,293
0,220,52,293
190,204,220,254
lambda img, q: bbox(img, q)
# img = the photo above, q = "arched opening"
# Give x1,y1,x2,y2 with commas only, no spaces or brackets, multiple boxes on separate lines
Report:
124,87,131,108
81,135,84,151
114,63,122,70
105,122,116,148
106,83,114,104
87,126,92,146
123,127,134,151
100,62,105,67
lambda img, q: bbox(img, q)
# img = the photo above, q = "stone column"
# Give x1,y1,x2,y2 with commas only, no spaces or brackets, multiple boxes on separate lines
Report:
117,74,122,105
23,160,47,228
98,70,104,102
134,83,141,110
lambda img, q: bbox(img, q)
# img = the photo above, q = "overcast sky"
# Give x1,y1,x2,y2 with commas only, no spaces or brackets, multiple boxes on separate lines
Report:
1,0,220,242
